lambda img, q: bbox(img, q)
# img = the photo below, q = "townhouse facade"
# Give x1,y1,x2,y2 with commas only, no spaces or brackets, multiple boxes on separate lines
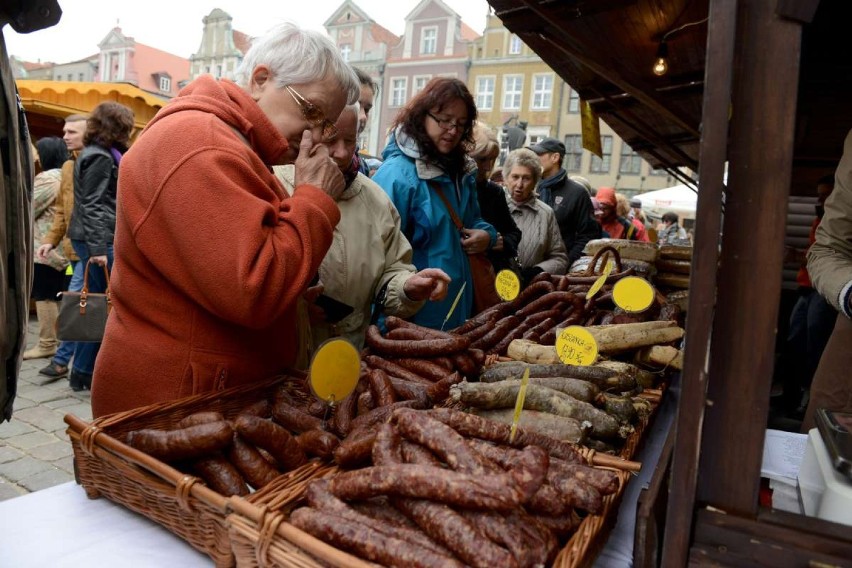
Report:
325,1,399,157
189,8,252,82
96,27,190,98
377,0,479,154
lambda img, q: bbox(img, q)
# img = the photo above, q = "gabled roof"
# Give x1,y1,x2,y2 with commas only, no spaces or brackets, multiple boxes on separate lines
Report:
131,43,190,96
324,0,372,28
460,22,480,41
370,22,400,46
232,30,252,55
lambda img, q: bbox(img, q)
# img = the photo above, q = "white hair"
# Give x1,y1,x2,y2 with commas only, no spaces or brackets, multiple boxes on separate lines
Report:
234,22,360,105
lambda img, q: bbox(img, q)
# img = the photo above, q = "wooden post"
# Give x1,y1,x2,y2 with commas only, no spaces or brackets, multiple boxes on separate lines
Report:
660,0,738,564
696,0,804,513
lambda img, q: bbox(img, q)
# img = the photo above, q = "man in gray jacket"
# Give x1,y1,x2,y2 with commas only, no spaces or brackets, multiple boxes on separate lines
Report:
802,128,852,430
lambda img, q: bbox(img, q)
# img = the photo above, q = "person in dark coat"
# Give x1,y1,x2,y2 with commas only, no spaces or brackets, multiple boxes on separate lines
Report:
470,123,522,273
529,137,601,264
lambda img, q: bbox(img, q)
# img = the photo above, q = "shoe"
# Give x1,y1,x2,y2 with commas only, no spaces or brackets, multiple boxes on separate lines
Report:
23,345,57,360
69,370,92,392
39,360,69,378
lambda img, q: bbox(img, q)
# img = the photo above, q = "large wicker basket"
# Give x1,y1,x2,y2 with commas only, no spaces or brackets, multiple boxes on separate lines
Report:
226,390,661,568
64,374,311,568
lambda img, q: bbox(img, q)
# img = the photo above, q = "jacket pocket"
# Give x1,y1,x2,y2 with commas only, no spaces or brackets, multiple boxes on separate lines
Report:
188,359,229,395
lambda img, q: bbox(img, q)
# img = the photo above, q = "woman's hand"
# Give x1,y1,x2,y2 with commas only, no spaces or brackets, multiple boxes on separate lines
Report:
403,268,451,302
460,228,491,254
492,233,504,252
36,243,54,261
303,283,327,324
90,255,108,267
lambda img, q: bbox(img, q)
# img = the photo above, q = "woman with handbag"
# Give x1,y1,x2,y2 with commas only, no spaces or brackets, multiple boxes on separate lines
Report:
504,148,569,284
372,78,498,329
65,101,134,391
25,137,70,361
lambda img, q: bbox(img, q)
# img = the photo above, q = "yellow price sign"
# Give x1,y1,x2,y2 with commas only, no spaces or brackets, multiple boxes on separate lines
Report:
555,326,598,366
612,276,655,313
308,338,360,404
509,368,530,443
585,259,615,300
495,269,521,302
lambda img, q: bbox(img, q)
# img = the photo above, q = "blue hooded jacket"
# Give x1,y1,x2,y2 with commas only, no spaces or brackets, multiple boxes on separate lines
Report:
372,130,496,330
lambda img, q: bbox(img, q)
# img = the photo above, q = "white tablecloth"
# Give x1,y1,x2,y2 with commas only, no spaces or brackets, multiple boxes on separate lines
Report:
0,481,211,567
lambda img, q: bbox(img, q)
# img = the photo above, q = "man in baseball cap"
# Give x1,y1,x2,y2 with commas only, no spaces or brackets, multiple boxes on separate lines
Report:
528,137,600,264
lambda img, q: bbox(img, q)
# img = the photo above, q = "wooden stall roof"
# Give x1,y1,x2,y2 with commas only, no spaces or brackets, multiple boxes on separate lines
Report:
16,79,167,138
487,0,851,194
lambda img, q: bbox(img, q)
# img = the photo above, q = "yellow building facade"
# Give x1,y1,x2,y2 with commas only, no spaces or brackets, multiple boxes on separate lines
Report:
469,15,675,195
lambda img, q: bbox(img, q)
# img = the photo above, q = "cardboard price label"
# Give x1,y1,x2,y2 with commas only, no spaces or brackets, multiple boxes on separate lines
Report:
612,276,655,313
555,326,598,366
495,269,521,302
308,338,360,404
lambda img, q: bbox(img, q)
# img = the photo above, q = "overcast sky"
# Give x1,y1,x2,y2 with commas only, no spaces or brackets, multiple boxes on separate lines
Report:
5,0,492,63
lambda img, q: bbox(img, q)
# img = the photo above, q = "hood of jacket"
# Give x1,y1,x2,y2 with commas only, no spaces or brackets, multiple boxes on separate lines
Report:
383,127,477,181
142,76,290,166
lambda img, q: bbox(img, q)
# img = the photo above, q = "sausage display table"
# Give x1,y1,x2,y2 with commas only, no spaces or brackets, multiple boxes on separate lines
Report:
0,394,678,568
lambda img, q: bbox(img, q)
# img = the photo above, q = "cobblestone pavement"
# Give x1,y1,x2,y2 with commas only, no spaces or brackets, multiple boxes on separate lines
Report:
0,317,92,502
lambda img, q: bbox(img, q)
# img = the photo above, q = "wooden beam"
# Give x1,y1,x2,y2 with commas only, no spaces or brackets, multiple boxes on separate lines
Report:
514,0,700,139
776,0,820,23
696,0,804,513
691,508,852,565
660,0,738,565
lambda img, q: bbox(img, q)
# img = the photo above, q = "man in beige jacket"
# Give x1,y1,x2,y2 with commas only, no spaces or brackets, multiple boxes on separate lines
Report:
802,128,852,430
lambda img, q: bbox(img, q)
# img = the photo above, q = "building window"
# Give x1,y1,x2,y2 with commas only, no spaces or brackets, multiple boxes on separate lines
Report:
216,65,223,78
412,75,431,96
564,135,583,172
567,89,580,113
502,75,523,110
78,73,84,81
589,135,613,173
159,76,171,92
619,143,642,175
421,26,437,55
340,44,351,62
531,73,553,110
476,76,495,110
390,77,407,107
509,34,522,55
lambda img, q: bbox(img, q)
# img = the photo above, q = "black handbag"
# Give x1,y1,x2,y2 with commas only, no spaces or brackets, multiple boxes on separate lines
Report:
57,260,111,342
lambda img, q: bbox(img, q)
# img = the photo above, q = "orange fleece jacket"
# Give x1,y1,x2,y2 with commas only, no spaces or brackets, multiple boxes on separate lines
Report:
91,76,340,417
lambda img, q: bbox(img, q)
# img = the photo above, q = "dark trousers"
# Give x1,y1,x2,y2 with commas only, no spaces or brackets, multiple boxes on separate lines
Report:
802,315,852,431
779,288,837,413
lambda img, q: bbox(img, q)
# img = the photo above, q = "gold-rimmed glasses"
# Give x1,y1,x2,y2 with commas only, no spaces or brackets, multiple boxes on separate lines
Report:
285,85,339,141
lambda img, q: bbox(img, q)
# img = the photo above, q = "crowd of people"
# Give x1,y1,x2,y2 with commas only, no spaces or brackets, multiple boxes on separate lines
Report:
24,21,708,418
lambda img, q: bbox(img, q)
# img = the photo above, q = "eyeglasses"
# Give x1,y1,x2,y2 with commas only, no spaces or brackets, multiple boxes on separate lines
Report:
427,112,469,133
285,85,338,142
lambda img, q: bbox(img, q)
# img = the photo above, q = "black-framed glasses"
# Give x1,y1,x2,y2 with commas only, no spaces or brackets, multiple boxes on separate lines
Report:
427,112,469,133
285,85,338,141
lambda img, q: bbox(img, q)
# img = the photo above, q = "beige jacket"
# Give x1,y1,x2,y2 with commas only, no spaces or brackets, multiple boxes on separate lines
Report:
808,128,852,318
508,194,569,275
275,166,424,349
41,159,78,262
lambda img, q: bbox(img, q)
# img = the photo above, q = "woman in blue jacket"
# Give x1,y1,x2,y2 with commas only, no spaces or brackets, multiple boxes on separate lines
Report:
373,77,496,330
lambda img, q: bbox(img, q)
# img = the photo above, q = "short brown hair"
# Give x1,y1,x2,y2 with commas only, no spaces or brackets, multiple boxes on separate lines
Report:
85,102,134,149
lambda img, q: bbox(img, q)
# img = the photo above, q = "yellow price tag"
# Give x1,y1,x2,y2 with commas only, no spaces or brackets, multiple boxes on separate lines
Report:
308,338,360,404
585,259,615,300
509,368,530,443
495,269,521,302
612,276,655,313
441,282,466,331
555,326,598,366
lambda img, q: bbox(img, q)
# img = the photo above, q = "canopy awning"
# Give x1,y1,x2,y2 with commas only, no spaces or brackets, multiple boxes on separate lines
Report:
16,80,167,136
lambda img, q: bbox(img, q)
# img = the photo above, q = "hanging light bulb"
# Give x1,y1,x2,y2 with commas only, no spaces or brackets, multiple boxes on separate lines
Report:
652,41,669,76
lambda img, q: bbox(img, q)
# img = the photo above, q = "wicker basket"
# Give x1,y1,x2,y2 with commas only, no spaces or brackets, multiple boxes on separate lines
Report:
64,374,311,568
227,392,661,568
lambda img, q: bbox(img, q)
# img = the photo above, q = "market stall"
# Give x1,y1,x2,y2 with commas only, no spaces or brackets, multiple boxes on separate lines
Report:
485,0,852,565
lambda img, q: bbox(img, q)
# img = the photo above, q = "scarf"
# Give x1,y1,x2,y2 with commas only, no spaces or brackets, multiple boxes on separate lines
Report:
109,146,123,166
344,153,361,188
536,168,567,206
